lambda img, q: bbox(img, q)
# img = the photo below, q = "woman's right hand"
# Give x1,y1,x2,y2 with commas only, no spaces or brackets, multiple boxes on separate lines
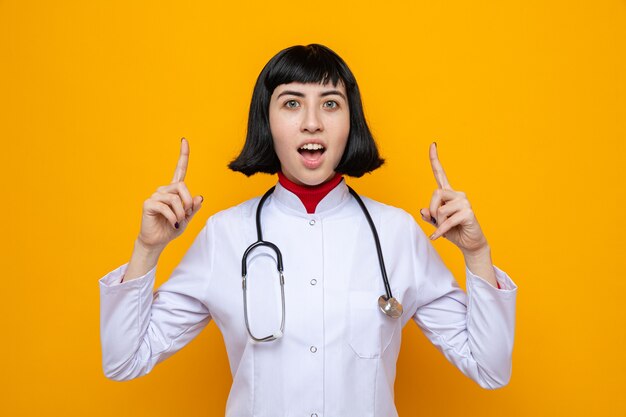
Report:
137,138,204,252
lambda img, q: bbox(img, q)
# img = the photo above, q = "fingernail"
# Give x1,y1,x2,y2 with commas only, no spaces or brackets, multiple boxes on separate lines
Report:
175,222,179,229
200,195,204,203
429,233,436,240
181,137,185,142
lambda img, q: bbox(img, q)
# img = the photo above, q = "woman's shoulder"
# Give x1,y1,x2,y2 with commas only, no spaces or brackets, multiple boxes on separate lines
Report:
354,195,430,247
357,195,418,227
201,195,261,228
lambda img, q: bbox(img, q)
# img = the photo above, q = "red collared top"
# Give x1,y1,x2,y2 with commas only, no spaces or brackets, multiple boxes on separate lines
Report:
277,171,343,214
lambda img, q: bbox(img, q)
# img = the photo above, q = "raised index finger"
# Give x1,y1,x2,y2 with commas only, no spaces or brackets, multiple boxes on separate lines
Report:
171,137,189,183
429,142,451,189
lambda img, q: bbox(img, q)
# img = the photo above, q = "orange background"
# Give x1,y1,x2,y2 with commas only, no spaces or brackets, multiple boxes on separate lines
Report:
1,1,625,416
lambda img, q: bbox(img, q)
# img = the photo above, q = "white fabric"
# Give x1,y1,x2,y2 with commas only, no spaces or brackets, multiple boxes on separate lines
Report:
99,179,518,417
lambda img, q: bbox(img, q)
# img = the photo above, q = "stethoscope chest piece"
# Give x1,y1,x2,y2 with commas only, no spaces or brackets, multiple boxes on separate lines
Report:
378,295,403,319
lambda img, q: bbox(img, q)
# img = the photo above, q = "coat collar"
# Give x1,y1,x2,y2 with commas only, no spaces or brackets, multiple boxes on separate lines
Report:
271,178,352,217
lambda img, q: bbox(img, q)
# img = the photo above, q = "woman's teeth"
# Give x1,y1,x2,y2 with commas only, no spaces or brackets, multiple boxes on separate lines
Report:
298,143,326,163
299,144,325,151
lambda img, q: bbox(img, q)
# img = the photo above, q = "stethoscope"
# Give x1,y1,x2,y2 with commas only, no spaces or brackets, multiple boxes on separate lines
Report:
241,184,404,342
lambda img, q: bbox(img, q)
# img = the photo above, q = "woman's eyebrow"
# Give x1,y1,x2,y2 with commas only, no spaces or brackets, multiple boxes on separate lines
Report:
276,90,347,100
320,90,346,100
276,90,305,99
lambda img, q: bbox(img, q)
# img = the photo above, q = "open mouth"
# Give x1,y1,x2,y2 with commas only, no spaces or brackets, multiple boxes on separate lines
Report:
298,143,326,161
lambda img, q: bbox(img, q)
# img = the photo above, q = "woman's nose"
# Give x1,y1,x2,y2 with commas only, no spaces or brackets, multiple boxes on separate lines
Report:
300,107,323,133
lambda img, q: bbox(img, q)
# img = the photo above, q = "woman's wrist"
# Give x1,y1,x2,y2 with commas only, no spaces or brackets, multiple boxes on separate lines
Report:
123,238,164,282
462,244,498,288
462,242,491,261
134,237,166,257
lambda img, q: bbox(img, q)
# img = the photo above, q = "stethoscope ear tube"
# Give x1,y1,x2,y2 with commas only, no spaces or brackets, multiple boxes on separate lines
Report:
241,240,286,342
241,240,284,278
242,268,286,343
241,186,286,342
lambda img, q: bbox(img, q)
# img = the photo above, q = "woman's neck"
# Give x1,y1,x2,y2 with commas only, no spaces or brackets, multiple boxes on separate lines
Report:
277,171,343,214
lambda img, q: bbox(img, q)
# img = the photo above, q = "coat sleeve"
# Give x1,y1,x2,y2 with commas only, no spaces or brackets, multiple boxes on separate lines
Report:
410,219,518,389
98,218,214,381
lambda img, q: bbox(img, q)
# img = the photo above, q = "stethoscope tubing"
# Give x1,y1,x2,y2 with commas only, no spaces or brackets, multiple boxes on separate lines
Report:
347,186,394,301
241,186,286,342
241,183,401,343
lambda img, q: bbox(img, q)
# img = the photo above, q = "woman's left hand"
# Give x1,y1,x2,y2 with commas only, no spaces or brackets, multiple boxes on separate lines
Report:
419,143,489,256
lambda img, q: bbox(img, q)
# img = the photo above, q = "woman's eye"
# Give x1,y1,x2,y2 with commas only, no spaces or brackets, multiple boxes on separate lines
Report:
284,100,299,108
323,100,338,109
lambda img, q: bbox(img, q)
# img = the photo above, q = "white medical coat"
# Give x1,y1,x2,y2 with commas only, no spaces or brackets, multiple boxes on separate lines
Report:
99,179,518,417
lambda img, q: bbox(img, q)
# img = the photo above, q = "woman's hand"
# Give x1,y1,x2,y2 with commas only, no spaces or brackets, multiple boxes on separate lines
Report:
419,143,488,257
137,138,204,252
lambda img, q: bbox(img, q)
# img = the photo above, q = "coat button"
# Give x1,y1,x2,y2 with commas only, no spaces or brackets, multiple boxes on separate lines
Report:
310,279,317,285
310,346,317,353
309,219,316,226
311,414,318,417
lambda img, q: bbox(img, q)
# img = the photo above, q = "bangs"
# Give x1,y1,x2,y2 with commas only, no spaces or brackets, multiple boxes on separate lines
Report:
264,44,349,92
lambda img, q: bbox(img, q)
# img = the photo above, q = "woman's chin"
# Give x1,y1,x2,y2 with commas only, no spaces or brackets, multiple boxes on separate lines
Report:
299,171,336,187
281,171,327,187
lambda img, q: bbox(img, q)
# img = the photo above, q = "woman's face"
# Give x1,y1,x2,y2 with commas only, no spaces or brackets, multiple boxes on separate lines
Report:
269,81,350,186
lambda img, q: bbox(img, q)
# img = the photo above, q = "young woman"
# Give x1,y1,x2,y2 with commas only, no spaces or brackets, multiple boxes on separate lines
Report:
99,44,517,417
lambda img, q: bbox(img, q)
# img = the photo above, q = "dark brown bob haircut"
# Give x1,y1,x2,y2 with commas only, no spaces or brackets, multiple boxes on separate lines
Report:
228,43,384,177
